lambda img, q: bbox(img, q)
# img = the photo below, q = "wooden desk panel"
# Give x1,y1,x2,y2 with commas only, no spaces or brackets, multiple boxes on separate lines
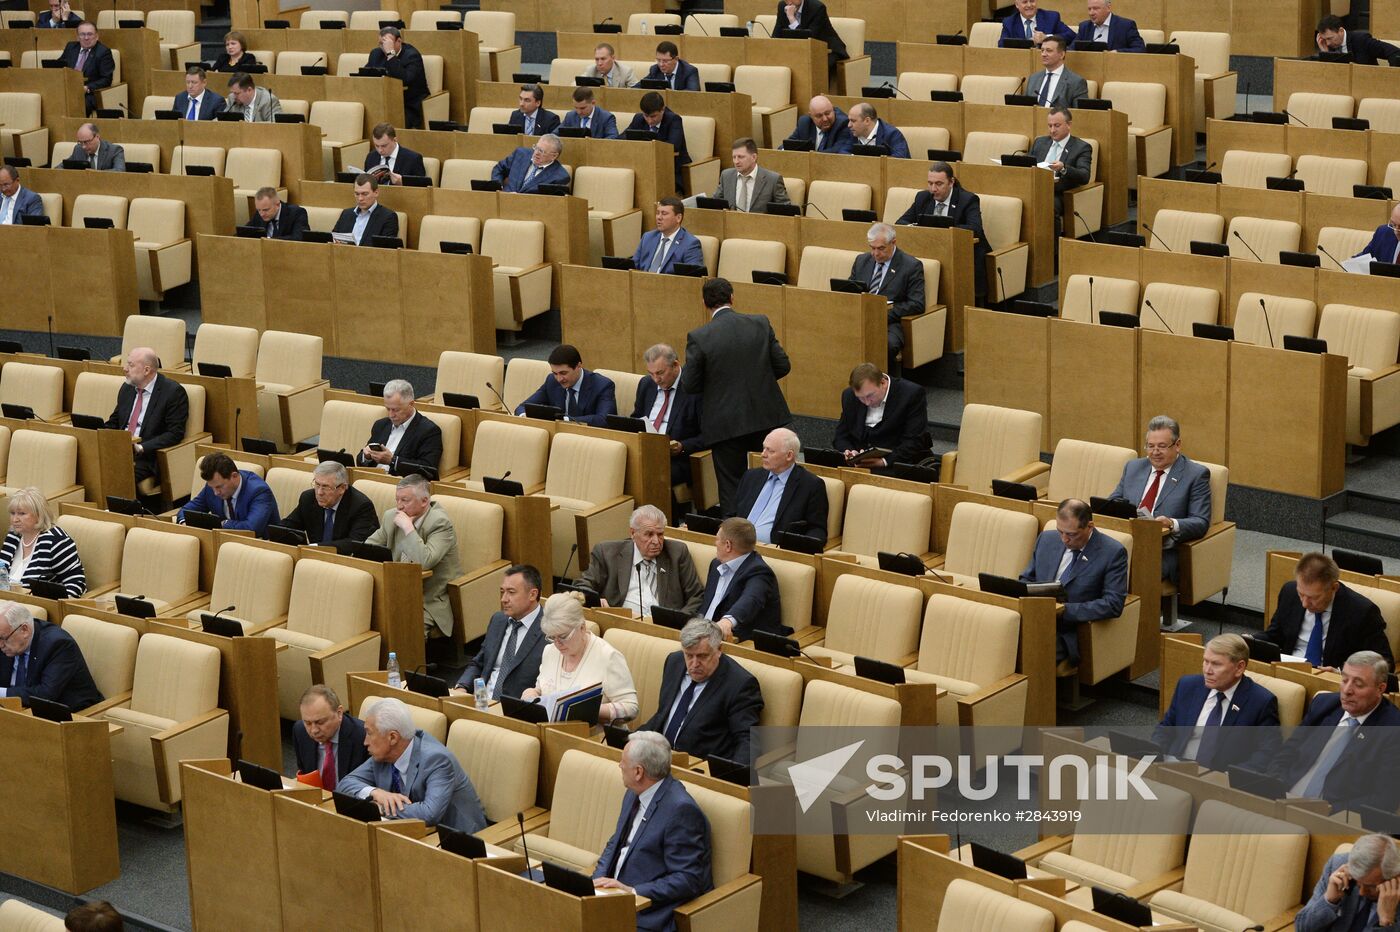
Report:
1302,192,1388,253
262,237,338,346
1316,264,1400,311
630,270,707,369
8,226,140,336
1215,183,1304,225
1048,319,1138,449
1135,175,1218,234
1273,58,1352,113
274,796,382,932
0,68,86,143
399,250,497,365
955,159,1057,287
964,307,1051,450
1138,330,1229,466
560,265,635,374
781,289,884,417
1204,118,1290,172
1056,238,1142,310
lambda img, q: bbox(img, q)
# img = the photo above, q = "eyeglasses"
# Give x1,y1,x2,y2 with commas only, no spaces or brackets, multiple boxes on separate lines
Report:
0,626,24,645
547,626,581,645
1145,442,1177,452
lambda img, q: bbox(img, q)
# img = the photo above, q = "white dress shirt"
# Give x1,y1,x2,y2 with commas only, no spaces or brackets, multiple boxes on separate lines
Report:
381,412,415,472
1092,14,1112,42
646,373,681,434
623,544,661,616
703,551,752,620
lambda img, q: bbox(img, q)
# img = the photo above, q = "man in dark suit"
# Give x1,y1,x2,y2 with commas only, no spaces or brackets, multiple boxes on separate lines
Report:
896,161,986,301
369,26,429,129
104,346,190,492
833,362,931,472
332,174,398,245
712,137,790,213
773,0,848,76
679,278,791,512
1075,0,1145,50
728,428,827,545
491,135,571,194
1109,414,1211,582
1153,633,1281,772
292,683,369,790
626,91,691,195
1355,201,1400,264
173,65,226,121
178,451,280,537
849,223,926,373
1297,834,1400,931
279,461,379,545
644,40,699,91
39,0,82,28
1256,552,1393,668
1313,14,1400,64
632,197,704,273
1030,107,1094,222
0,166,44,226
250,188,310,240
782,95,852,153
1000,0,1074,45
357,378,443,480
698,518,782,640
561,87,619,139
1267,652,1400,813
593,731,712,929
509,83,561,136
60,22,114,114
639,618,764,764
632,343,704,488
1019,498,1128,670
579,505,705,616
0,604,102,710
515,343,618,427
1027,36,1089,108
451,564,547,700
366,123,426,185
846,102,910,158
69,122,124,171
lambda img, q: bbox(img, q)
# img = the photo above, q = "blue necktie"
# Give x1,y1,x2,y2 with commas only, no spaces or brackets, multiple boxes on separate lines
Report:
582,116,590,130
749,473,783,543
14,651,27,688
1038,71,1052,105
322,507,335,544
186,96,198,120
663,678,698,744
1025,18,1034,39
1195,690,1226,766
1300,717,1358,798
525,115,534,135
1304,611,1324,666
390,766,404,795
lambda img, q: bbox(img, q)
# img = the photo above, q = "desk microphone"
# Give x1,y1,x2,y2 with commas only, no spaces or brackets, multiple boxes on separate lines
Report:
1232,229,1263,261
558,543,578,582
233,407,241,450
1242,80,1252,117
1012,74,1026,96
997,267,1008,304
516,812,536,880
597,16,612,25
691,15,710,35
1189,160,1217,181
1073,210,1097,243
1087,275,1095,319
883,80,913,101
484,380,510,413
1282,109,1309,127
46,314,54,357
806,202,830,220
1316,242,1344,270
749,18,771,36
1258,297,1276,347
1144,298,1174,334
1142,222,1173,251
211,604,236,618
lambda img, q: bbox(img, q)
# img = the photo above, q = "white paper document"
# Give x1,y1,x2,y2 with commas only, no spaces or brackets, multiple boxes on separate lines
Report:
1342,253,1374,274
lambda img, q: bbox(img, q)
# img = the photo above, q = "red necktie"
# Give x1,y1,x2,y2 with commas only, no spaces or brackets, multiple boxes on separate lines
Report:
1139,469,1165,512
125,388,144,434
652,388,672,432
320,741,336,790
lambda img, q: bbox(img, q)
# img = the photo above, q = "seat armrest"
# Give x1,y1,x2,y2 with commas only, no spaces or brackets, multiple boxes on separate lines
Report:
1263,907,1302,932
687,450,718,512
169,41,201,70
900,305,948,369
1125,865,1185,899
82,690,133,718
998,460,1050,487
1202,71,1237,120
485,46,523,82
956,673,1028,728
600,207,644,261
682,157,721,205
674,873,763,931
448,559,512,645
1062,181,1104,237
758,105,798,150
987,241,1029,302
1360,363,1400,437
151,708,230,803
243,616,289,636
1177,521,1235,606
940,450,958,485
1013,834,1073,862
148,238,193,295
836,55,872,96
15,127,49,166
156,431,214,504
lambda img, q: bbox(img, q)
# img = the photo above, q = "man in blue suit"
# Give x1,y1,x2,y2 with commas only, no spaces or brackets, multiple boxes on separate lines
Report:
632,197,704,273
643,41,700,91
509,83,560,136
1019,498,1128,671
339,698,488,832
846,102,910,157
1000,0,1074,45
626,92,691,194
1154,634,1281,772
0,166,45,226
698,518,783,640
0,603,102,710
1356,202,1400,265
178,451,280,537
632,343,704,488
782,95,853,153
1297,834,1400,932
491,135,571,194
593,731,712,931
1109,414,1211,582
291,684,369,791
560,87,619,139
173,65,225,120
1075,0,1144,50
515,343,618,427
1267,651,1400,813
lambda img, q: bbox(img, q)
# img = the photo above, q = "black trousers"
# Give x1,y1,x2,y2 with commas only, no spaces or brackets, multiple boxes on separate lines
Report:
710,430,767,514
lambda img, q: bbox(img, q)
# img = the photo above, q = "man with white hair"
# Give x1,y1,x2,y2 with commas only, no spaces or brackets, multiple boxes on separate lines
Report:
366,475,463,639
848,223,926,374
339,697,486,831
728,428,828,545
357,378,443,480
577,505,704,617
278,460,379,545
592,731,713,929
1298,833,1400,930
1074,0,1144,51
0,601,103,709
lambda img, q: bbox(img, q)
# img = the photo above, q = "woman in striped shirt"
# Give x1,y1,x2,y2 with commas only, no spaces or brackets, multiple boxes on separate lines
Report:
1,487,86,598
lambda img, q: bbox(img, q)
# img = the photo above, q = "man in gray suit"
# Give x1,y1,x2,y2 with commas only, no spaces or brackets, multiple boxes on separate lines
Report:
711,137,790,213
223,72,282,122
1296,833,1400,931
849,223,926,374
69,122,124,171
582,42,637,88
578,505,705,617
339,698,487,832
680,278,792,512
365,474,463,638
1029,107,1093,221
1026,36,1087,108
1109,414,1211,582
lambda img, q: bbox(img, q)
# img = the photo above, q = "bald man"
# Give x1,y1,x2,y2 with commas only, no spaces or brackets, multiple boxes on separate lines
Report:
726,428,828,544
104,346,189,497
782,95,853,153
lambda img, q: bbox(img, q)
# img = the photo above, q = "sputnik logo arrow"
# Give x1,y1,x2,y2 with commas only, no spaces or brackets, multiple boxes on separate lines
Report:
788,740,865,813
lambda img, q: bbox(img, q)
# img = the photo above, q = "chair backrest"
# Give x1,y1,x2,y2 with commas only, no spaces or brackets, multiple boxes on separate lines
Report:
1060,274,1139,324
37,190,62,222
1226,216,1301,264
977,193,1023,251
1295,154,1367,197
418,410,461,477
410,10,463,31
547,749,628,856
225,147,282,190
1180,799,1307,920
961,131,1027,166
798,679,901,734
1317,226,1375,272
353,478,397,516
4,430,75,493
1249,670,1308,728
503,358,552,412
882,186,919,226
942,502,1040,579
263,466,313,517
804,180,870,219
438,159,497,191
128,197,185,246
95,9,143,28
694,61,731,85
129,632,221,721
71,371,125,419
594,369,644,411
119,316,186,371
732,654,803,726
938,878,1055,931
1318,303,1400,371
732,64,793,110
602,628,680,726
470,420,550,489
275,50,324,75
433,351,504,408
417,214,483,254
768,555,816,636
1048,438,1136,501
480,218,545,268
431,494,503,572
822,573,923,663
840,484,932,558
446,717,539,822
958,75,1021,106
359,695,447,742
256,330,323,387
55,514,124,590
1149,208,1224,253
308,101,365,144
467,106,518,133
0,92,41,131
299,9,348,28
1,362,64,419
796,245,861,290
335,52,371,77
192,323,259,377
463,10,515,47
1358,97,1400,134
953,403,1042,493
122,142,162,169
916,593,1020,684
71,193,128,230
1232,293,1317,346
209,541,294,625
1065,765,1191,879
716,237,786,282
681,114,715,162
63,614,139,701
896,72,959,99
349,10,398,29
901,125,951,162
1348,582,1400,665
171,144,225,176
627,12,679,32
968,20,1002,45
1284,91,1354,127
1169,31,1230,73
316,400,382,455
146,9,195,43
573,166,635,214
684,12,737,34
1139,282,1220,332
1219,149,1292,189
287,559,374,642
544,432,627,503
1102,81,1166,128
120,526,199,602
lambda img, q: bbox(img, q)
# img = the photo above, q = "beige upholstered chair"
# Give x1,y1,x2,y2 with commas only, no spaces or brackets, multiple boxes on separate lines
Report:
544,433,631,572
146,10,198,68
128,197,191,301
0,431,83,511
1060,274,1140,324
1226,216,1301,263
183,542,293,633
0,361,64,419
480,218,552,332
961,131,1027,167
1174,460,1235,606
1284,91,1354,128
275,51,326,75
264,466,313,517
1220,149,1292,189
901,255,947,369
717,237,787,284
830,17,870,93
435,492,511,645
734,64,796,146
1102,81,1171,186
941,403,1044,492
55,514,125,595
463,11,520,80
574,166,641,264
466,106,517,134
1046,438,1136,502
312,400,382,465
906,593,1027,728
938,879,1054,931
108,313,186,370
0,898,66,931
796,245,861,290
1295,154,1368,196
417,214,483,254
68,372,124,421
896,71,958,100
263,559,379,719
1148,208,1225,253
464,419,550,493
170,144,225,177
959,75,1022,106
299,9,348,27
595,369,643,412
0,92,47,163
980,193,1029,302
603,628,679,725
409,10,461,29
191,323,258,378
1170,31,1236,129
99,526,201,614
359,694,447,742
225,147,285,225
1232,292,1317,346
803,180,870,220
901,126,952,163
71,193,127,229
802,572,923,666
881,186,920,226
1249,670,1308,728
1317,226,1374,272
938,502,1039,587
95,632,227,811
968,21,1002,46
446,717,539,828
63,615,139,712
684,12,737,34
349,10,398,29
733,654,804,727
517,748,626,872
837,483,933,565
438,159,497,191
309,100,369,178
626,12,678,32
1350,582,1400,663
255,330,327,447
1317,303,1400,445
503,358,552,413
431,351,505,410
1358,97,1400,134
1139,281,1220,332
95,9,143,27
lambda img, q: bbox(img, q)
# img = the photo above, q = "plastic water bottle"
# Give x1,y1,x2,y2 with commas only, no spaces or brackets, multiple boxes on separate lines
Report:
747,19,755,35
474,677,488,709
640,18,649,34
0,562,9,589
386,652,402,689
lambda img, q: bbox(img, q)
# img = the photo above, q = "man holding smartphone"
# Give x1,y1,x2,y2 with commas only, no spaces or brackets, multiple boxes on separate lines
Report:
357,379,443,481
1297,833,1400,929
